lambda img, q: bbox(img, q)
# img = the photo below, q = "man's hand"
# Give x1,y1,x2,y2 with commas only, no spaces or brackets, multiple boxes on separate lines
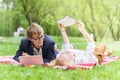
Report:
22,52,30,56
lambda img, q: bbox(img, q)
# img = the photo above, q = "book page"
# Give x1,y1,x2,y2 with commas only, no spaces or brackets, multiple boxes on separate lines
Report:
57,16,75,27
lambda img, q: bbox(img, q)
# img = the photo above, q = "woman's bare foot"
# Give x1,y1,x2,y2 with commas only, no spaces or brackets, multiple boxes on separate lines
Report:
118,56,120,59
104,50,114,56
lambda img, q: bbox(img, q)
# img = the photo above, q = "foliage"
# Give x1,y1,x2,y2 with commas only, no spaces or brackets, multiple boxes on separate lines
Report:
0,0,120,41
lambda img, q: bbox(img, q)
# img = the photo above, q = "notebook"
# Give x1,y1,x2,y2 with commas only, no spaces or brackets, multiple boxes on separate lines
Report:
57,16,75,27
19,55,43,66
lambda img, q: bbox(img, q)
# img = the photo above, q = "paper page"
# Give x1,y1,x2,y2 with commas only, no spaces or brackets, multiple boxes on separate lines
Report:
57,16,75,27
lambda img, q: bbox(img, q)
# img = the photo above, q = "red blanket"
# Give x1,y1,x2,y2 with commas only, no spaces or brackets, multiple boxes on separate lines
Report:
0,56,118,70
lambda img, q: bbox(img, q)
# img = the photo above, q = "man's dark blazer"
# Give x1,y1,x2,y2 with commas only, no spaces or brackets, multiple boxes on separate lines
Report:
13,34,58,63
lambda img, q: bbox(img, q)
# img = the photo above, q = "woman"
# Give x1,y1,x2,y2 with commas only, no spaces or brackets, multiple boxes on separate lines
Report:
47,21,113,67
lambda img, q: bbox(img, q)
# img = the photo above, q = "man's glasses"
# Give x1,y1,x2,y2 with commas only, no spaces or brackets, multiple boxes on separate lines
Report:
32,35,44,41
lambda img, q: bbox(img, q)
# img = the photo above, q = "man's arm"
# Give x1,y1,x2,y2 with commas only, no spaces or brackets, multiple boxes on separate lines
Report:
13,37,32,62
13,41,23,62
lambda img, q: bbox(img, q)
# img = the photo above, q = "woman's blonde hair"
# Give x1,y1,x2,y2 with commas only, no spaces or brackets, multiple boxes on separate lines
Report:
48,51,75,67
26,22,44,38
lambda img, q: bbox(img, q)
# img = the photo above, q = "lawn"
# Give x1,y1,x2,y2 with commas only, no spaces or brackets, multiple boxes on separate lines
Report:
0,36,120,80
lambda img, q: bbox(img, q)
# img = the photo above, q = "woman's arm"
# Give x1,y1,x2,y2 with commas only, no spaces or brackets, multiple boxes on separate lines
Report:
76,21,94,42
58,24,70,44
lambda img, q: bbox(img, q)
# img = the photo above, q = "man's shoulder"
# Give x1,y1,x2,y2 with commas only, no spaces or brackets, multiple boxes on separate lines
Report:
44,34,54,43
21,36,31,43
20,37,32,49
21,36,28,41
43,34,55,49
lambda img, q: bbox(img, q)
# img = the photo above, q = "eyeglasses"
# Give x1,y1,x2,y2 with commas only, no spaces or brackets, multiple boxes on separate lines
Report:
32,35,44,41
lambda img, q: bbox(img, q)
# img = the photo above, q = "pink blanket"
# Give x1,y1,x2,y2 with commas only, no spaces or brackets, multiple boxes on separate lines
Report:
0,56,118,70
66,56,119,70
0,56,20,65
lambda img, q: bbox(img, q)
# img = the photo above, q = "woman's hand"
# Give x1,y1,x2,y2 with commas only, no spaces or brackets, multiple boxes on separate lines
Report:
58,23,70,44
76,20,94,42
76,21,85,31
58,24,65,32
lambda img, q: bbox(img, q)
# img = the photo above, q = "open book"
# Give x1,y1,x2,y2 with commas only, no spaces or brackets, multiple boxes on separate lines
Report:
57,16,75,27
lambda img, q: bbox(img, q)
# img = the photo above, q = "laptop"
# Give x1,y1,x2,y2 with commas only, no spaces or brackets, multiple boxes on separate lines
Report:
19,55,43,66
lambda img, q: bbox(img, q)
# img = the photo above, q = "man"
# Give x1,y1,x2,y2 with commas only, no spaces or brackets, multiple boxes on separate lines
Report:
14,22,58,63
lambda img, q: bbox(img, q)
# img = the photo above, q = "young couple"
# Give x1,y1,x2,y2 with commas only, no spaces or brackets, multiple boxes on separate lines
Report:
14,21,113,66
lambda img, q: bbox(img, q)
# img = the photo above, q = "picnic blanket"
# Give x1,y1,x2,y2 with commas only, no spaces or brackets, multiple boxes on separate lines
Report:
0,56,20,65
0,56,119,70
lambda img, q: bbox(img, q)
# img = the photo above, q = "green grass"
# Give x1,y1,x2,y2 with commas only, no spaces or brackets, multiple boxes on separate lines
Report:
0,36,120,80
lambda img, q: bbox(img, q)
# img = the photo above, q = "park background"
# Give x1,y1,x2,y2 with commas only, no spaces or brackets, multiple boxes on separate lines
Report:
0,0,120,41
0,0,120,80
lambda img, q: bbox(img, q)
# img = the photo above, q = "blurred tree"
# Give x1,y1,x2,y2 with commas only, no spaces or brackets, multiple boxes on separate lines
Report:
105,4,120,41
0,0,120,41
2,0,13,36
17,0,61,35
